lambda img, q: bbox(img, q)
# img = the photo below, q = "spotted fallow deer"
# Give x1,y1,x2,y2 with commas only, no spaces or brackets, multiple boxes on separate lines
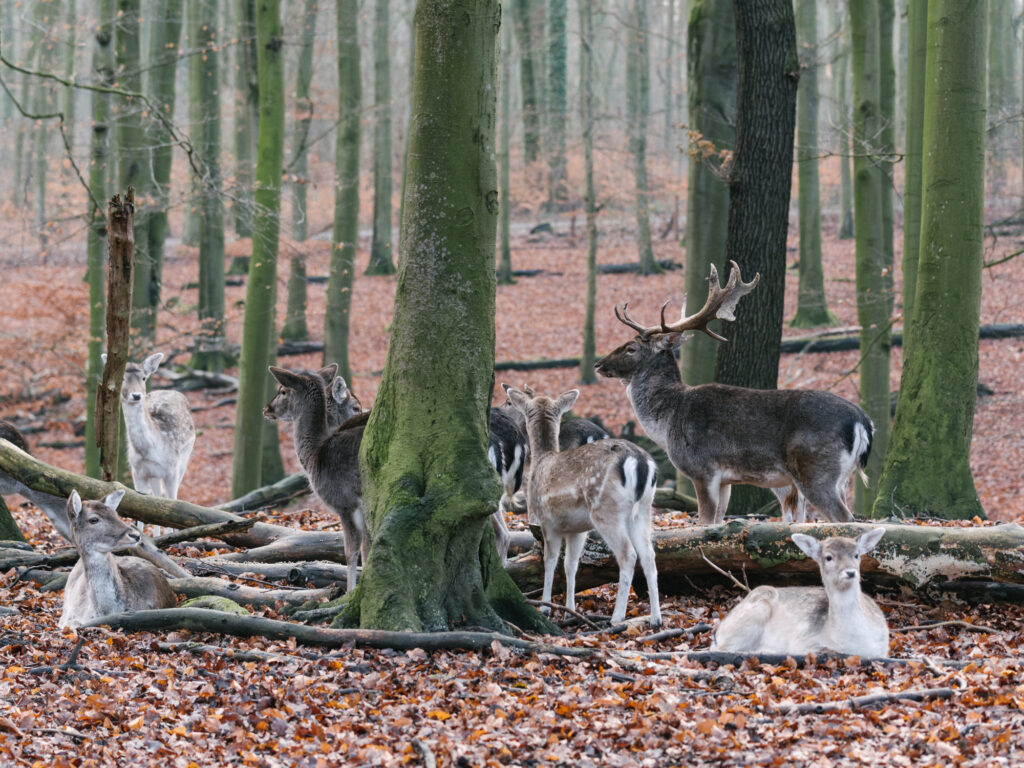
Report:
505,386,661,627
59,490,177,629
595,261,873,525
711,528,889,658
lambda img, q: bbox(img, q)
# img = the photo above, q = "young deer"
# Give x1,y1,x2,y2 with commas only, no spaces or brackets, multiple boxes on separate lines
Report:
0,420,74,541
505,386,662,627
264,363,363,431
595,261,873,525
59,490,177,629
109,353,196,502
267,365,368,591
711,528,889,657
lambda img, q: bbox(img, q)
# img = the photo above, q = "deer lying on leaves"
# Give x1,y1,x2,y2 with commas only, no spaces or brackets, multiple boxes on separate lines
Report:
266,365,368,591
711,528,890,658
59,490,177,629
505,386,662,627
595,261,873,525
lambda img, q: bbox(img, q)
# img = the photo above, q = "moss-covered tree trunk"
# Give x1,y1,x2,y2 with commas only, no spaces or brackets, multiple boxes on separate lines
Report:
345,0,552,634
902,0,926,332
231,0,285,498
322,0,361,381
835,19,854,241
791,0,836,328
987,0,1014,190
281,0,318,343
144,0,184,350
626,0,659,276
366,0,396,276
849,0,891,515
0,497,26,543
497,13,514,286
190,0,226,373
578,0,597,386
682,0,736,388
232,0,259,241
512,0,540,164
85,0,116,479
714,0,797,517
873,0,986,521
545,0,568,210
879,0,895,312
62,0,77,157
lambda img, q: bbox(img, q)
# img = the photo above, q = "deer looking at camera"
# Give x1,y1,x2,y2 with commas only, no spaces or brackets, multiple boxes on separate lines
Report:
595,261,873,525
505,386,662,628
107,353,196,503
59,490,177,629
266,365,368,591
711,528,890,658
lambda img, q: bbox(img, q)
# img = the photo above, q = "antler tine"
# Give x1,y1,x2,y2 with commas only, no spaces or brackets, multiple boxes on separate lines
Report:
658,260,759,342
614,303,659,337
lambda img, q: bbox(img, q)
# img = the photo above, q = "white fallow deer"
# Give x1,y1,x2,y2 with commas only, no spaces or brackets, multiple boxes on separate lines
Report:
107,353,196,503
59,490,178,629
505,386,662,627
595,261,873,525
711,528,889,658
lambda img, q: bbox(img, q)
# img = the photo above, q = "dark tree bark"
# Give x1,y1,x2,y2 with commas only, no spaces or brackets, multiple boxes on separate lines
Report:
366,0,396,276
545,0,568,209
713,0,797,516
512,0,540,164
343,0,553,634
578,0,597,385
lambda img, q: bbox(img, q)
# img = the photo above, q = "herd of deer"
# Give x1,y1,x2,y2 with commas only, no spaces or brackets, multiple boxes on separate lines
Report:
3,262,891,657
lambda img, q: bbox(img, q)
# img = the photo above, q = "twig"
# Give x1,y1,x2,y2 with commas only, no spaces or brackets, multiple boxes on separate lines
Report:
894,620,1003,634
698,547,751,593
158,640,328,665
638,622,713,644
153,517,261,548
774,687,954,715
526,598,604,631
412,739,437,768
30,727,87,741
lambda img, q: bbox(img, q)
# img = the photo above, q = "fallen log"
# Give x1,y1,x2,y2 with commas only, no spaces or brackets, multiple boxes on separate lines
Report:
168,577,336,609
505,519,1024,594
183,557,356,588
217,472,312,513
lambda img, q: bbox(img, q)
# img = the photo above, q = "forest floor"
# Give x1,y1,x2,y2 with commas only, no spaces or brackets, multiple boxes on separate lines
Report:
1,213,1024,765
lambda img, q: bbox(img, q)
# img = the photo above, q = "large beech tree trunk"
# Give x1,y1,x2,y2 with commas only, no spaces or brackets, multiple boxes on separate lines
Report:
346,0,552,635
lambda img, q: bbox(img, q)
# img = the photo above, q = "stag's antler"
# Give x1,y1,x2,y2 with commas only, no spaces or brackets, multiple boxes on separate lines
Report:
614,260,760,342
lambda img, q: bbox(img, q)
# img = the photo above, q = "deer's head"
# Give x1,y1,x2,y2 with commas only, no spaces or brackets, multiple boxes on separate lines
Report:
792,528,886,594
594,261,759,383
121,353,163,407
66,489,139,553
265,364,339,422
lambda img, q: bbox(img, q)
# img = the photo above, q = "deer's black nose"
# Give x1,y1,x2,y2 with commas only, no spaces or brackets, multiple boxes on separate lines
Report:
130,392,142,402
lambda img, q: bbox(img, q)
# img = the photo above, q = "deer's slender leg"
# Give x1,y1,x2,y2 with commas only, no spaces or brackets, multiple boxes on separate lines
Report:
540,532,564,611
563,531,589,613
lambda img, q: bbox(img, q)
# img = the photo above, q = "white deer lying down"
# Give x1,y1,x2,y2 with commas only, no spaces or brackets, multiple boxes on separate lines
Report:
505,386,662,628
711,528,889,658
59,490,177,629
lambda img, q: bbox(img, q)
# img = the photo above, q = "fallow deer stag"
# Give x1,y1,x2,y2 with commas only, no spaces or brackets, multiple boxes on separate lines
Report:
595,261,873,525
505,386,661,627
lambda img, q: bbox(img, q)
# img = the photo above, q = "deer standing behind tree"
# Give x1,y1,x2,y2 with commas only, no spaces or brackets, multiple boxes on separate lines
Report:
711,528,890,657
266,365,368,591
59,489,177,629
505,386,662,627
595,261,873,524
107,353,196,503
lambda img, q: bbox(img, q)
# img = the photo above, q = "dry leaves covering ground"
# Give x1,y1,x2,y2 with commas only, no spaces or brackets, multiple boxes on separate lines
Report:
1,210,1023,765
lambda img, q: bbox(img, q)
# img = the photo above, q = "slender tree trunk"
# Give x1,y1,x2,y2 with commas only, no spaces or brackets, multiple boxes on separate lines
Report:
231,0,286,497
545,0,568,210
180,0,200,247
836,19,854,240
85,0,116,478
791,0,836,328
366,0,396,275
114,0,152,346
626,0,659,275
281,0,318,343
663,0,676,158
31,0,54,244
232,0,259,241
344,0,550,635
902,0,926,332
63,0,77,159
714,0,797,516
144,0,184,352
879,0,895,312
873,0,986,521
497,13,514,286
849,0,891,515
988,0,1013,190
323,0,361,381
190,0,226,372
579,0,597,386
682,0,735,387
512,0,540,164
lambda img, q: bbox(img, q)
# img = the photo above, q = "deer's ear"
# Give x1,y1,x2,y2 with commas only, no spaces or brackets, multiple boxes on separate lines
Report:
142,353,164,376
856,527,886,556
100,353,108,365
269,366,304,390
505,387,529,412
331,376,349,402
318,363,339,385
67,490,83,519
653,332,686,351
555,389,580,415
792,533,821,561
103,489,126,510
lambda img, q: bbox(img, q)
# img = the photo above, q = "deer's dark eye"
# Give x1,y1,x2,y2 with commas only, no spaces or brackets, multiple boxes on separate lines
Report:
824,555,833,562
88,517,100,524
626,344,637,354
